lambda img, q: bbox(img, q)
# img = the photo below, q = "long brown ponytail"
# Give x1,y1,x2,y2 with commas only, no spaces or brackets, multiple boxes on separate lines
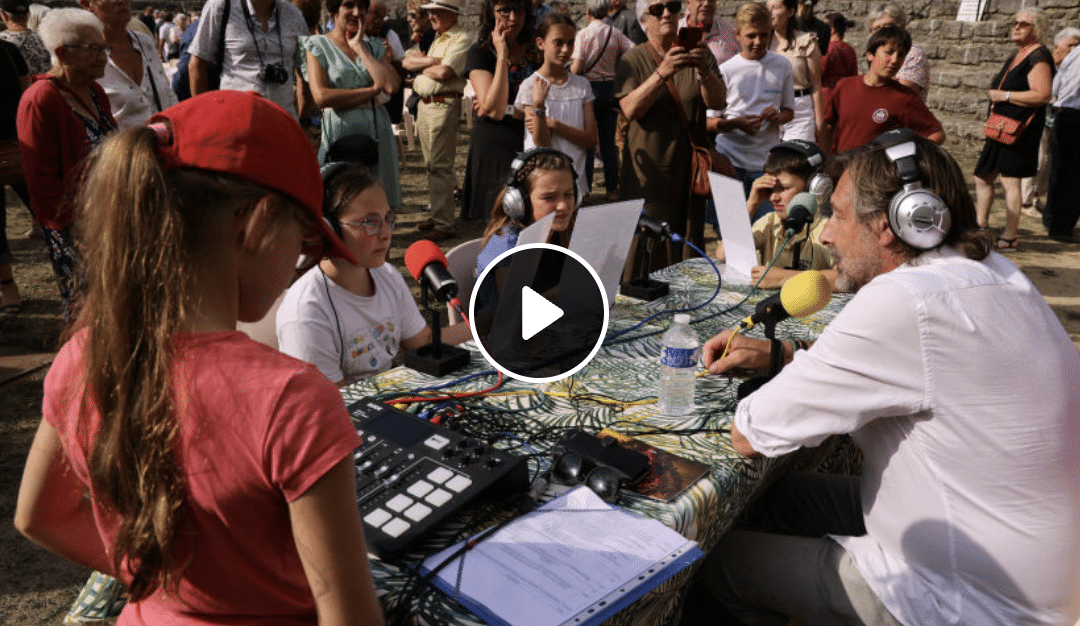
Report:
71,126,274,600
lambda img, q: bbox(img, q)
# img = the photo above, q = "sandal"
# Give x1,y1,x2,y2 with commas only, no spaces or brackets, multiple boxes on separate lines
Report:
995,236,1019,252
0,277,21,315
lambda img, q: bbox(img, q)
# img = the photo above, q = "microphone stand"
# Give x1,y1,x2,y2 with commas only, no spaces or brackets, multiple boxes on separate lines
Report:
736,316,785,400
403,281,471,376
620,236,669,301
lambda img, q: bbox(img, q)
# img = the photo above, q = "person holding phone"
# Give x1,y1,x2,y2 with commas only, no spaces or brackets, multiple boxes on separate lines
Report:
616,0,725,271
677,0,738,68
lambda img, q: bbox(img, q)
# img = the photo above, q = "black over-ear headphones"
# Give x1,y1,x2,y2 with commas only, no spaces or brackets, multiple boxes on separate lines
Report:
502,147,580,224
769,139,833,200
320,161,352,238
873,129,951,251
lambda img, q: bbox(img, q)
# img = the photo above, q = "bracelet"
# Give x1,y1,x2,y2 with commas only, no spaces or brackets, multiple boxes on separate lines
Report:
1005,91,1011,102
695,70,705,83
655,69,668,81
533,106,546,118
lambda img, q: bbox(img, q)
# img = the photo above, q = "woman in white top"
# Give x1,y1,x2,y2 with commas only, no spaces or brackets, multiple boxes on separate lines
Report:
79,0,177,128
767,0,822,143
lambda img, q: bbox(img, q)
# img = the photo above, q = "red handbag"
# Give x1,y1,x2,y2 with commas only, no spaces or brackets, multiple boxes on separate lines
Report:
983,112,1030,146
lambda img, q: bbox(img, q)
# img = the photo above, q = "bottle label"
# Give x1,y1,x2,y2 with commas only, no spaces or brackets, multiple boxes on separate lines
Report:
661,346,698,368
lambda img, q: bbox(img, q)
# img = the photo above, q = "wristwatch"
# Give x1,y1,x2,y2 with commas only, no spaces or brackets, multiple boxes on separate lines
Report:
534,106,547,118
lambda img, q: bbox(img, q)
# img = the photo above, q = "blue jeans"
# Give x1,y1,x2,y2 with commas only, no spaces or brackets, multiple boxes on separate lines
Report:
585,80,619,196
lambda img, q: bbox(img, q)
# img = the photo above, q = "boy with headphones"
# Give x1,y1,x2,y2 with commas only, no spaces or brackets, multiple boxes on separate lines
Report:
716,139,837,289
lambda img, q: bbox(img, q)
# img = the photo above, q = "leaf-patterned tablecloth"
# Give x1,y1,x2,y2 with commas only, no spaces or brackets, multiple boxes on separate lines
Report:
342,258,853,626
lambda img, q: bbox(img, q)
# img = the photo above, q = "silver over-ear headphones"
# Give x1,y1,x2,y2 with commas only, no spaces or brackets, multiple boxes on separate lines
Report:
502,147,579,223
770,139,834,200
874,129,951,251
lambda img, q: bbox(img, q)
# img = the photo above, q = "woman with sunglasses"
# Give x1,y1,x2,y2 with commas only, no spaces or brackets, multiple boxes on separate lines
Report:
615,0,725,270
973,7,1054,252
460,0,536,221
277,164,469,386
16,7,117,322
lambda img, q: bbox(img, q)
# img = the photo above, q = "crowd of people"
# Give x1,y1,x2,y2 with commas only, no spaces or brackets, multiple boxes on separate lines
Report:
4,0,1080,625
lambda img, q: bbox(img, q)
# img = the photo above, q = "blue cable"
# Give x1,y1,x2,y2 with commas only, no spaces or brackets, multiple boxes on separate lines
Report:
497,432,550,470
603,233,723,344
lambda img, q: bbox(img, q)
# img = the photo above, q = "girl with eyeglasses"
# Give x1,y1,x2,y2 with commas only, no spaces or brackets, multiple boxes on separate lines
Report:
14,90,384,626
460,0,537,221
17,7,118,322
614,0,725,271
277,163,470,385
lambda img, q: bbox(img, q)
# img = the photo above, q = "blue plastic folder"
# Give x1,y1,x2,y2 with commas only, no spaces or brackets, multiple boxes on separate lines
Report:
417,486,704,626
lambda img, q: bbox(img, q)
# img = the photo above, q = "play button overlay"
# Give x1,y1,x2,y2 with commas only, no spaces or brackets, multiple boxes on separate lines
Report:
521,286,563,340
470,243,609,383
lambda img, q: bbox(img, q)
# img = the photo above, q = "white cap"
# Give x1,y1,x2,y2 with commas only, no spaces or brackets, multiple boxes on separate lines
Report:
674,313,690,325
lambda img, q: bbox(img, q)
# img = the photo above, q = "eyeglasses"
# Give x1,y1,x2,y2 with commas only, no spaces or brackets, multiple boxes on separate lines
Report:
1011,20,1033,29
646,1,681,17
64,43,109,55
494,5,524,16
340,212,397,236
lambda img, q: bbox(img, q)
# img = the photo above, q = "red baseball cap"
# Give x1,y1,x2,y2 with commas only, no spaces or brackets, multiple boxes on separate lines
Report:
146,90,357,265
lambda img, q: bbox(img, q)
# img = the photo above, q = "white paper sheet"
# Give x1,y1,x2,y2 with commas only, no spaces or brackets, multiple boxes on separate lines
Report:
516,211,555,247
421,487,696,626
567,199,643,306
709,172,757,284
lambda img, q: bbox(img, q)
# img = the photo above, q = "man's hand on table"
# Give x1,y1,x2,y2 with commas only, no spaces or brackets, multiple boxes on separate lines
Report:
702,330,774,375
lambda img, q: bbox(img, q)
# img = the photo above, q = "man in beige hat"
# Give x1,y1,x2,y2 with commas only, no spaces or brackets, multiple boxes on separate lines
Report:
403,0,469,241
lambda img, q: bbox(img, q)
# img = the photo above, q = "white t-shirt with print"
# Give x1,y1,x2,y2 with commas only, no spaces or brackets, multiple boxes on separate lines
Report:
276,263,427,383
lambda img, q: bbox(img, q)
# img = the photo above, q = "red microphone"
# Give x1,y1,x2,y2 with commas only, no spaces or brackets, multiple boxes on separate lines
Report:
404,241,469,324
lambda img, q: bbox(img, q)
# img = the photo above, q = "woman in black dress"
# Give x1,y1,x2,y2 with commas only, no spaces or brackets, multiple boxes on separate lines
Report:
461,0,536,221
973,7,1053,252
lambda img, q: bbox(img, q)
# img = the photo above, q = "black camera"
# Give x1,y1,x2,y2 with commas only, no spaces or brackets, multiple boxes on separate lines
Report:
258,62,289,84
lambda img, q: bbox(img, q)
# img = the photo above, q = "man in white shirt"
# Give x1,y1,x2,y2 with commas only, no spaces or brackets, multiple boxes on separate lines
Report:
187,0,307,116
681,131,1080,626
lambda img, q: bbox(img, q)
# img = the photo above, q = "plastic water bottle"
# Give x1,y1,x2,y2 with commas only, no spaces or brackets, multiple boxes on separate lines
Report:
658,314,700,415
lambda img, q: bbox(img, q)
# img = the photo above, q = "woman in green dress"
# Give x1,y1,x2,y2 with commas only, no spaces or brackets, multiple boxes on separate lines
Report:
303,0,401,209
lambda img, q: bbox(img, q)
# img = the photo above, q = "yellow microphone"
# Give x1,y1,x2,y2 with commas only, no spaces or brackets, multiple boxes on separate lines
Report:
740,270,833,330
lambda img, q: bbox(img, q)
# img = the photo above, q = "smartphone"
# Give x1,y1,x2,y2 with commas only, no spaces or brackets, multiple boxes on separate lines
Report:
677,26,702,49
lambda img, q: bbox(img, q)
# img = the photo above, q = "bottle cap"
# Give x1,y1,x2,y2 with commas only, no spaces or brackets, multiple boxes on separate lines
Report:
673,313,690,325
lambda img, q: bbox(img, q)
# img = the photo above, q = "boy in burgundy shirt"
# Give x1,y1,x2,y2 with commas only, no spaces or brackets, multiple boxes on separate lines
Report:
821,25,944,155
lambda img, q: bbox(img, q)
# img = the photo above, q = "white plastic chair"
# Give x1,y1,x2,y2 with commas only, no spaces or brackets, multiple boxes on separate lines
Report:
445,238,483,324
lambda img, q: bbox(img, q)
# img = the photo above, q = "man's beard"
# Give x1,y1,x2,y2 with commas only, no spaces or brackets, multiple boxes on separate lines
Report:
830,226,885,293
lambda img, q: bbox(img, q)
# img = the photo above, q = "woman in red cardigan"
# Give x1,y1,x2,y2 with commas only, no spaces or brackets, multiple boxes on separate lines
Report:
17,7,117,321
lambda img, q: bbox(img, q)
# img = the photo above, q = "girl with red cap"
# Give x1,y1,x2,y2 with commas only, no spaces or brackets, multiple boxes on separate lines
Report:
14,91,384,626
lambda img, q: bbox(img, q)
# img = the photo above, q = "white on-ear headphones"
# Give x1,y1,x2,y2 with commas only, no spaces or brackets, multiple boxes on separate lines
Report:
874,129,951,251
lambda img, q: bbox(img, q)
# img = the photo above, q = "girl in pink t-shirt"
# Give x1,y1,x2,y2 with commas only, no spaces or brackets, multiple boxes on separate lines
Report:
14,91,384,625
